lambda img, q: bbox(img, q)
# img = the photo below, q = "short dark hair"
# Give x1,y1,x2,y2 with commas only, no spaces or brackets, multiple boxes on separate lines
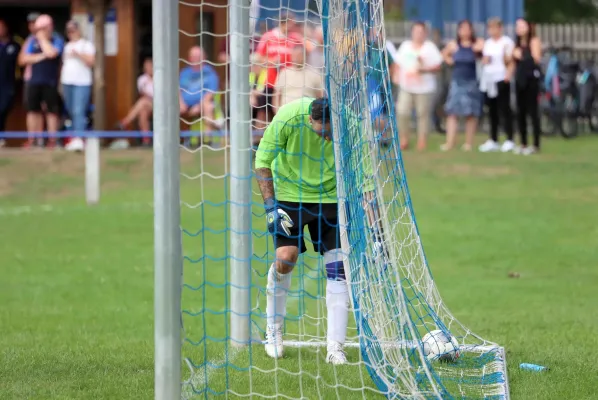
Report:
310,97,330,123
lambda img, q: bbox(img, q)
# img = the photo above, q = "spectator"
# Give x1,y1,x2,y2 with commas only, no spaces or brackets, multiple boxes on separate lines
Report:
179,46,222,140
441,20,484,151
254,11,304,122
18,12,40,110
217,31,261,119
478,18,515,153
512,18,542,155
307,25,324,71
217,32,260,66
431,28,449,134
19,14,64,148
61,20,95,152
0,19,21,146
249,53,269,130
366,29,393,140
117,57,153,146
392,22,442,151
273,45,323,110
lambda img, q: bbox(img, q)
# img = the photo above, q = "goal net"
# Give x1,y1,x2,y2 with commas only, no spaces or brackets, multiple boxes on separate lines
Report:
171,0,510,398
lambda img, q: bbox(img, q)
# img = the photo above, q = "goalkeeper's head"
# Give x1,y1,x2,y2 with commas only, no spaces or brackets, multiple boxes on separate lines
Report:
309,97,332,141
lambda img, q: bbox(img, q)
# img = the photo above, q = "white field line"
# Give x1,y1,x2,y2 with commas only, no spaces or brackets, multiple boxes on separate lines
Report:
182,265,323,399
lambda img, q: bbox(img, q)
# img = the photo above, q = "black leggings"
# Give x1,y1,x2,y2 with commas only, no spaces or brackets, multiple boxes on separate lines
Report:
486,81,514,142
516,80,541,148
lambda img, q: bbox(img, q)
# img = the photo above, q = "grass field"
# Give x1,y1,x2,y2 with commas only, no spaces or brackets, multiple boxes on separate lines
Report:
1,135,598,400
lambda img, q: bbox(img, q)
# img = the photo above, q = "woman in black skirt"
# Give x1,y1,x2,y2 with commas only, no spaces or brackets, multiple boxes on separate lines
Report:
512,18,543,155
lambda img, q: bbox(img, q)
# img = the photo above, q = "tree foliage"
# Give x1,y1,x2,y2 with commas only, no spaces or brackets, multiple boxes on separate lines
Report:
526,0,598,23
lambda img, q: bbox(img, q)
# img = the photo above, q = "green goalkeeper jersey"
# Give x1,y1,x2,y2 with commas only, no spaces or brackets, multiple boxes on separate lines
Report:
255,98,337,203
255,97,375,204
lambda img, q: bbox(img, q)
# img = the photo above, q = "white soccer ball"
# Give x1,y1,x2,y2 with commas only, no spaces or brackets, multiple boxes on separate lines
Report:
421,329,460,362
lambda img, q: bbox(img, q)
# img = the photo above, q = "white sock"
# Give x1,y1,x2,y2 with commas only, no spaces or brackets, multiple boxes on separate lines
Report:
326,279,349,344
266,263,292,328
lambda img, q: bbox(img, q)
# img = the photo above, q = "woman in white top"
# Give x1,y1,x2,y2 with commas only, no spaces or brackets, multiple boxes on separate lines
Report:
60,20,95,150
479,18,515,153
392,22,443,151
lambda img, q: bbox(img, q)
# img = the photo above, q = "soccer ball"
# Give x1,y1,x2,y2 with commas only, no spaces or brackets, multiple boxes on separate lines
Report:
421,329,460,362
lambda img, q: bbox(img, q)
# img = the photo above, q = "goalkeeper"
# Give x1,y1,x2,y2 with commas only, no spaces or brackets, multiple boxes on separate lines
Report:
255,97,350,365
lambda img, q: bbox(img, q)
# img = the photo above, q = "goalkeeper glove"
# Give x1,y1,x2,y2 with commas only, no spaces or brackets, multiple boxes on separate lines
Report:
373,241,385,259
370,227,387,260
264,198,294,237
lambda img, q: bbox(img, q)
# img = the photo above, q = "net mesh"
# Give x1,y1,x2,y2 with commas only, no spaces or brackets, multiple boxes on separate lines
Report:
322,0,509,398
177,0,509,398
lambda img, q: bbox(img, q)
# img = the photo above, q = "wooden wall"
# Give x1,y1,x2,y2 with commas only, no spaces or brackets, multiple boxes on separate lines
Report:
71,0,136,129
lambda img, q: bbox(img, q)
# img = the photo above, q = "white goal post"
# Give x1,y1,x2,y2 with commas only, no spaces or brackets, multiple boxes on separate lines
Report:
152,0,183,399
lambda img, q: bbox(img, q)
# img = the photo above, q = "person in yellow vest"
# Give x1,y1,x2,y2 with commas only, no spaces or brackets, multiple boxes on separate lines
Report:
249,52,269,130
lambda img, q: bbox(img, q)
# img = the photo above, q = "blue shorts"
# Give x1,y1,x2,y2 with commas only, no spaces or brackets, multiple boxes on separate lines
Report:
369,90,385,121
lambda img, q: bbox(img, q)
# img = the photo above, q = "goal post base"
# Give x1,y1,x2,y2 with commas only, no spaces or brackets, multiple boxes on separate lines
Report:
278,340,504,353
221,339,510,400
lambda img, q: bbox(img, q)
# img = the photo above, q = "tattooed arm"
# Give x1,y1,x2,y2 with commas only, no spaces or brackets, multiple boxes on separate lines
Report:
254,113,287,202
255,167,275,201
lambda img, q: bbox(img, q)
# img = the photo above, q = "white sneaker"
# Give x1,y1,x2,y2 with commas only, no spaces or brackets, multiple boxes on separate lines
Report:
513,145,523,155
109,139,130,150
65,137,85,152
478,140,499,152
326,341,347,365
265,325,284,359
500,140,516,153
521,146,537,156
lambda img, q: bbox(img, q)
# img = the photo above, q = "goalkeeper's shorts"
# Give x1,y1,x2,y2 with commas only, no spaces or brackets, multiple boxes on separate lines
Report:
274,201,340,255
369,90,385,121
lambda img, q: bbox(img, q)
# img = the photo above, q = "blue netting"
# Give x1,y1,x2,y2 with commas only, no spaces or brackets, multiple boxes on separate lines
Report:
320,0,509,398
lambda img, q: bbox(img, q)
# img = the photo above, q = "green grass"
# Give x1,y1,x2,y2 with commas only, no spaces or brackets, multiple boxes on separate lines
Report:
1,135,598,399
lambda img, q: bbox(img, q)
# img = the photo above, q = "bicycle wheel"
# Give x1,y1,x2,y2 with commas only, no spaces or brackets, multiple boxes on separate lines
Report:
541,110,558,136
557,95,579,138
589,103,598,133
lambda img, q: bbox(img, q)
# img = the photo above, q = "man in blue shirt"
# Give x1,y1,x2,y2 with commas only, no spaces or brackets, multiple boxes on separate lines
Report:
179,46,222,136
0,19,21,143
19,14,64,148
